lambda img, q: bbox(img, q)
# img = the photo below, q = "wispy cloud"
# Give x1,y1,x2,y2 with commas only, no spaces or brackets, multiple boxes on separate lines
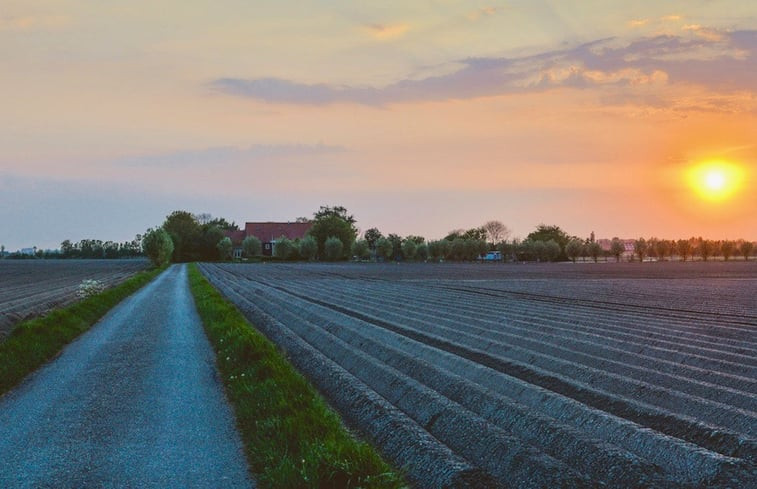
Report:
211,29,756,108
0,15,69,31
112,143,346,168
467,7,497,22
363,22,409,40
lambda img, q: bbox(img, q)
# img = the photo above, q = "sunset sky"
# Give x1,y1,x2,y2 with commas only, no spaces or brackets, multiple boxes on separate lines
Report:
1,1,755,250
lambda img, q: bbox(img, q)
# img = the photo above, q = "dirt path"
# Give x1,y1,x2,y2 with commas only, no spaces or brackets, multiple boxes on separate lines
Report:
0,264,254,488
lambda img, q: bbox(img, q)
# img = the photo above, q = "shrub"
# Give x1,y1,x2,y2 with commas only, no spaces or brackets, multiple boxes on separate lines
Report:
273,237,295,260
217,237,233,261
242,236,262,258
142,228,174,267
351,240,370,260
324,236,344,261
298,236,318,261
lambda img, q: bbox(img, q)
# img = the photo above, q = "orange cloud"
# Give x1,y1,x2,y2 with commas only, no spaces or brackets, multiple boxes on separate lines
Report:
0,15,69,31
628,19,649,28
364,23,410,40
682,24,724,42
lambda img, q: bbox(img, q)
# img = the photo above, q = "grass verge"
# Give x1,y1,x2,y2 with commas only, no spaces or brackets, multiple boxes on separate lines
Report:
187,263,405,489
0,266,165,396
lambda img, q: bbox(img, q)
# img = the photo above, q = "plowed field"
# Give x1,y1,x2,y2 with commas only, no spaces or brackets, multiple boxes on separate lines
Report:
199,261,757,489
0,259,148,337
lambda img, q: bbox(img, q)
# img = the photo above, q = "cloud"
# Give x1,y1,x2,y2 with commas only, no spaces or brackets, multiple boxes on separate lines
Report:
111,143,346,168
0,15,68,31
467,7,497,21
628,19,649,28
364,23,409,40
211,29,756,107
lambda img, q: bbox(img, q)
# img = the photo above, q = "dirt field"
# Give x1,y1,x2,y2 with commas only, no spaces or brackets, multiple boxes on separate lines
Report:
0,259,149,337
200,260,757,489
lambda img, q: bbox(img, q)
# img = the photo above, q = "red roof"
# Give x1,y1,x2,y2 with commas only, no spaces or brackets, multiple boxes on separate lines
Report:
244,222,312,242
224,230,247,245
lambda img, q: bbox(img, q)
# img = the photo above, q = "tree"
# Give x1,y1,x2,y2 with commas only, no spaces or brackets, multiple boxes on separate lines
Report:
351,240,370,260
324,236,344,261
242,236,262,258
565,239,584,263
60,240,74,258
449,238,466,261
587,241,602,263
610,238,625,263
142,228,174,267
163,210,202,262
677,239,692,262
375,237,393,261
720,240,735,261
274,237,295,260
401,239,417,261
363,228,383,250
527,224,570,260
387,234,403,260
427,241,442,261
655,239,671,261
634,238,647,262
217,237,233,261
483,220,511,245
697,238,714,262
307,205,358,260
532,240,547,262
740,241,754,261
198,225,225,261
299,236,318,261
544,240,561,262
416,243,429,261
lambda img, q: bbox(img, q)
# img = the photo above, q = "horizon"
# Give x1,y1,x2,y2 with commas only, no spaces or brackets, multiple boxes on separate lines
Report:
2,2,756,250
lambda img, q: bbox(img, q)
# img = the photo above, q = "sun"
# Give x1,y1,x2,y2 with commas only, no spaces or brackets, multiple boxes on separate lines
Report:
686,160,744,202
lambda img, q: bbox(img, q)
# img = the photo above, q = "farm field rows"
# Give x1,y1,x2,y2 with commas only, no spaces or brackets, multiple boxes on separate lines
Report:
200,261,757,489
0,259,149,337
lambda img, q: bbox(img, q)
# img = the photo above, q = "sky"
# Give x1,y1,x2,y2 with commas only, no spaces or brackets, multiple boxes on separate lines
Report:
1,1,756,250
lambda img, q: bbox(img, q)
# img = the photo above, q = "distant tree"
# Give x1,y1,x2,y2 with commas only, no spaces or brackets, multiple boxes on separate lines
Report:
363,228,383,250
323,236,344,261
60,240,74,258
375,237,393,261
206,217,239,231
427,240,442,261
295,216,310,223
531,240,547,262
483,220,510,245
587,241,602,263
740,241,754,261
527,224,570,260
198,225,225,261
351,239,370,260
544,239,561,262
242,236,262,258
298,236,318,261
404,235,426,245
274,236,295,260
142,228,174,267
634,238,647,262
163,210,202,262
0,244,4,258
449,238,466,261
655,239,671,261
387,233,403,260
610,237,625,263
720,240,735,261
444,229,466,241
217,237,233,261
416,243,429,261
307,205,357,260
401,239,417,261
565,239,584,263
462,227,487,241
676,239,692,262
497,240,517,262
697,238,715,262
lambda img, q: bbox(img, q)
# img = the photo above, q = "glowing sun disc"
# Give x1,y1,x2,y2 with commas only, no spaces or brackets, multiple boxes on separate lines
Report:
687,160,744,202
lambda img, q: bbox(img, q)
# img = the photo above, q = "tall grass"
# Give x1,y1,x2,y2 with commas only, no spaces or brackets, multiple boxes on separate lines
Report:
0,266,164,396
187,264,404,489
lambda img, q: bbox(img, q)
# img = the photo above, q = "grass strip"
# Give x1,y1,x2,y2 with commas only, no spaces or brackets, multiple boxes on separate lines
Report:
0,266,164,396
187,263,405,489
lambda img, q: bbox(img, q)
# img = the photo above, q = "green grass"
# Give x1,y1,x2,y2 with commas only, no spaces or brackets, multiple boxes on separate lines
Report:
187,263,405,489
0,266,164,396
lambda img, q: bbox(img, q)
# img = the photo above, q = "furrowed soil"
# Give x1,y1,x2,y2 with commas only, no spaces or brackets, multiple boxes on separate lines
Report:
199,260,757,489
0,259,148,337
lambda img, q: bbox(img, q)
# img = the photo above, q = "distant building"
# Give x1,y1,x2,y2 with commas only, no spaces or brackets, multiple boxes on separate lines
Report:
225,221,313,258
596,238,635,261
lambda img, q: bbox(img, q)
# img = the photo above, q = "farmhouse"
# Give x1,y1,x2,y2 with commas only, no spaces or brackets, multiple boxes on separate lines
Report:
225,221,313,258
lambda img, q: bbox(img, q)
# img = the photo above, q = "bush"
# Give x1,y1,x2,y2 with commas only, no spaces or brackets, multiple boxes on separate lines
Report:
242,236,262,258
299,236,317,261
217,237,233,261
324,236,344,261
142,228,174,267
76,279,104,299
351,240,370,260
273,237,295,260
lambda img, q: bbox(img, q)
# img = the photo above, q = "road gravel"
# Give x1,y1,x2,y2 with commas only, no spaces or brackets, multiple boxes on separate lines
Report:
0,264,254,489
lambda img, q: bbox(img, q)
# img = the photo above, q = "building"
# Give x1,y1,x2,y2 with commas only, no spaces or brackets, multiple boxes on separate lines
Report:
225,221,313,258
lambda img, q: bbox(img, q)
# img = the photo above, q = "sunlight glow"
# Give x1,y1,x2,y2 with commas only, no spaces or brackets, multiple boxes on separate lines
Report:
686,160,744,202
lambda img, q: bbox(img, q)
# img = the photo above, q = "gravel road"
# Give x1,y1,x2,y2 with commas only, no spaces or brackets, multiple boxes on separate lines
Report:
0,264,254,488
